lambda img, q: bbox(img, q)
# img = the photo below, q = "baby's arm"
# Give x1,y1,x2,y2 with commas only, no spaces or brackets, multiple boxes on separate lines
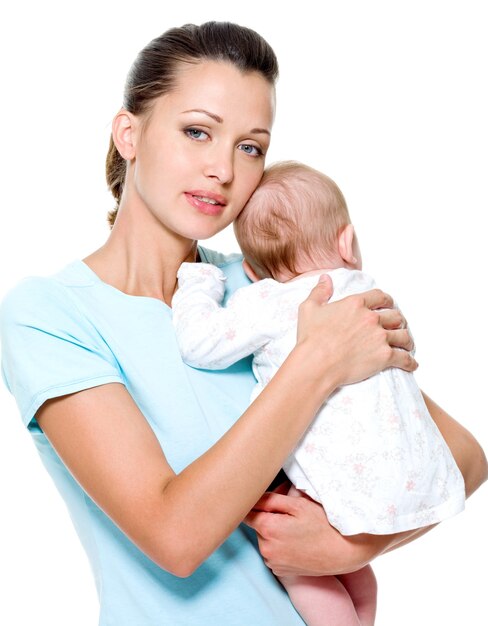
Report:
172,262,275,369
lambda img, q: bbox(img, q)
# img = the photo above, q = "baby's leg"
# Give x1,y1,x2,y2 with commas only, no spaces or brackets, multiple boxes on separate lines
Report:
280,574,362,626
338,565,377,626
283,486,377,625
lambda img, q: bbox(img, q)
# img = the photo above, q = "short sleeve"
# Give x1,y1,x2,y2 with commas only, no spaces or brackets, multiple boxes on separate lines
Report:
0,277,124,429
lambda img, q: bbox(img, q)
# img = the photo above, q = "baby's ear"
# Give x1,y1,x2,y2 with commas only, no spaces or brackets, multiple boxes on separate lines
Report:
338,224,359,267
242,260,261,283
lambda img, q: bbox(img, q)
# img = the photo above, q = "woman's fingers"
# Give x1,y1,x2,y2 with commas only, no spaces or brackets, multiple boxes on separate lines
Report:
378,308,407,330
360,288,394,311
297,285,418,385
243,509,268,531
252,491,300,514
388,347,418,371
244,492,301,532
306,274,333,305
386,329,414,352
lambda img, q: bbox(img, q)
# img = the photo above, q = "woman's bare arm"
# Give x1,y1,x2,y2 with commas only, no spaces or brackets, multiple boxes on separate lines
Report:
378,392,488,553
244,393,487,576
421,392,487,498
36,284,415,578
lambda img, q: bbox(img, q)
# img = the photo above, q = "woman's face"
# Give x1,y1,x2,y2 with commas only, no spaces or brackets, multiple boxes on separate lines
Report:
130,60,275,241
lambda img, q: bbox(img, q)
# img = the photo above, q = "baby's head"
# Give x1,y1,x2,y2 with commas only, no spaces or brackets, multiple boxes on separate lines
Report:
234,161,362,282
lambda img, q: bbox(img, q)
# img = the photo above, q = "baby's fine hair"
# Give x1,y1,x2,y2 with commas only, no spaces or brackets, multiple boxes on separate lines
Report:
234,161,351,279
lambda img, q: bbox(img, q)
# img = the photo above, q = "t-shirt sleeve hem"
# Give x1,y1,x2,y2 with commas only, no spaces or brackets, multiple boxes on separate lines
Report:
22,374,125,429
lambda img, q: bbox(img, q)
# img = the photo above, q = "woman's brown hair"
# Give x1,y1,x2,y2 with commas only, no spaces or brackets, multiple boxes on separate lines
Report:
106,21,279,227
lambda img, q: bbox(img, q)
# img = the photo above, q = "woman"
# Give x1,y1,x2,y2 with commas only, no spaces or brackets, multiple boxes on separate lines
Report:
1,22,485,625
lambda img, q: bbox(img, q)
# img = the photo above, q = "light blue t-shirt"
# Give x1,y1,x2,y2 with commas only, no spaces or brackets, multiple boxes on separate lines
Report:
0,248,305,626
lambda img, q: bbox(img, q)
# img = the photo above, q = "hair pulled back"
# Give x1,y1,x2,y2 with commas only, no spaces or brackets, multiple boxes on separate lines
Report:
106,22,279,227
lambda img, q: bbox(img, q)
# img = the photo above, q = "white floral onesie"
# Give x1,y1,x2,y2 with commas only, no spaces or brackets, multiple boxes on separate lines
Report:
172,263,465,535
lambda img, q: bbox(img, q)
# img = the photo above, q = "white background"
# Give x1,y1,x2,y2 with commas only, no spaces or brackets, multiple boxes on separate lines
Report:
0,1,486,624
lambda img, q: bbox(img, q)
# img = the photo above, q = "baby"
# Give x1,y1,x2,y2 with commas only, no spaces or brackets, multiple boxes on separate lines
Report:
172,161,465,626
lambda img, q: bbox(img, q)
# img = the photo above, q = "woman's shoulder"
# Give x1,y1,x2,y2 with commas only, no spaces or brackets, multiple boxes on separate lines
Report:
0,261,91,326
1,263,122,427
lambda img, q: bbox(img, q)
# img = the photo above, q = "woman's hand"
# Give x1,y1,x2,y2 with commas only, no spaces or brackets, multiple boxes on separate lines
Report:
245,396,487,576
297,275,416,392
244,485,383,577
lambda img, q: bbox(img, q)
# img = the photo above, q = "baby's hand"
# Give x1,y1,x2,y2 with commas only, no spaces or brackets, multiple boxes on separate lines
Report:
176,262,226,300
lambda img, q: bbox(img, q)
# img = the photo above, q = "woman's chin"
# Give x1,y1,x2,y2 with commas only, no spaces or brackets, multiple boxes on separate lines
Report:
181,221,232,242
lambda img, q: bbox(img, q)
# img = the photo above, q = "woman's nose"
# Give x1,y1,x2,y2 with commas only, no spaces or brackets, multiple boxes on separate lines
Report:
203,145,234,185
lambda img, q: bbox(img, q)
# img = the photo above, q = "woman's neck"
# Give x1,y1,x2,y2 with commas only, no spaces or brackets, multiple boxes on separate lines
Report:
83,205,197,306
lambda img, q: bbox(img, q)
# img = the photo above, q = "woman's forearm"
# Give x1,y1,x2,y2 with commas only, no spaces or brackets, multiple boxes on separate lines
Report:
38,287,415,576
38,351,335,578
39,344,336,577
161,288,416,573
422,392,488,497
160,343,339,572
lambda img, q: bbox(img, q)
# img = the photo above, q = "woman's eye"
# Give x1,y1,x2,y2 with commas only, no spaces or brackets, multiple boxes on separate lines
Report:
185,128,209,141
238,144,263,157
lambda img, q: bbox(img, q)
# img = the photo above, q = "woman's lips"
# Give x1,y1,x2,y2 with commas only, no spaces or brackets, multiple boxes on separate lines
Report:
184,191,227,216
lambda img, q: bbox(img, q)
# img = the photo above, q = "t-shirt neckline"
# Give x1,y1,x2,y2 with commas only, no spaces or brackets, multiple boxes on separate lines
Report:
76,259,173,310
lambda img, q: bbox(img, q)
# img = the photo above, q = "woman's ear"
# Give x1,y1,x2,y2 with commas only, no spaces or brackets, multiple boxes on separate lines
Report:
242,259,261,283
112,109,137,160
338,224,360,268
